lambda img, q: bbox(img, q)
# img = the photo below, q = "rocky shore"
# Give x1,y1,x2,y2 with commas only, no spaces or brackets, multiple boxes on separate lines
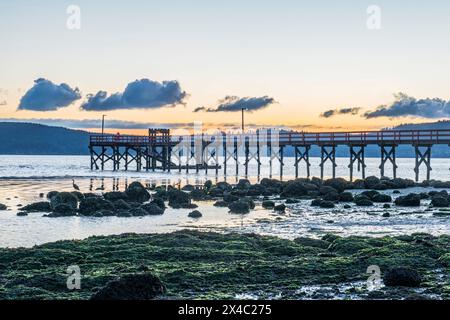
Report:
0,230,448,300
9,176,450,218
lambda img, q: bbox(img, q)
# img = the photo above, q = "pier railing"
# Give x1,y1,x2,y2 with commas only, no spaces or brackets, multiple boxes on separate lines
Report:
90,129,450,146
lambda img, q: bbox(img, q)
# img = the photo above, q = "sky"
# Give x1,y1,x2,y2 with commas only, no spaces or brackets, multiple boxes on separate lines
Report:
1,0,450,134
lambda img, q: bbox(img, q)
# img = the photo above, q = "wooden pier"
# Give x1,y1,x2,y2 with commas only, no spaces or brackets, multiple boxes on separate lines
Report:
89,129,450,181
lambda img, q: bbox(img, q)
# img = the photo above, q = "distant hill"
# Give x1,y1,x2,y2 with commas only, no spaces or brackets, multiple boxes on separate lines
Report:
0,122,90,155
385,120,450,131
0,121,448,157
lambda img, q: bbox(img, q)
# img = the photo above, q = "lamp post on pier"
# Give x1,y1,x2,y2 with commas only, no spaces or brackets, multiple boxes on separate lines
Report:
101,114,107,135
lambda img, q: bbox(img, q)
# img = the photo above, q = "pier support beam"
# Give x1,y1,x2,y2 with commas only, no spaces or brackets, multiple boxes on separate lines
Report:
379,145,397,178
348,145,366,182
294,145,311,178
414,145,432,182
320,145,337,180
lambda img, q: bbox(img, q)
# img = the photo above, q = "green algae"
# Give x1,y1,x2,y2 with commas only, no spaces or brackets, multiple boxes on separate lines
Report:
0,230,448,300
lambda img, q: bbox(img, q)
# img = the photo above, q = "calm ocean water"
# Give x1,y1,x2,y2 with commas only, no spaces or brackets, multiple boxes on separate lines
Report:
0,155,449,248
0,155,449,181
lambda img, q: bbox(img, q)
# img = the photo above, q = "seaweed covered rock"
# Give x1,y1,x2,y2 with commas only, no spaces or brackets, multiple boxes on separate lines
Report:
228,200,250,214
383,267,421,287
188,210,202,218
90,273,166,300
395,193,421,207
50,192,78,210
141,203,164,216
79,198,114,216
19,201,52,212
0,203,7,210
125,182,150,203
294,237,330,249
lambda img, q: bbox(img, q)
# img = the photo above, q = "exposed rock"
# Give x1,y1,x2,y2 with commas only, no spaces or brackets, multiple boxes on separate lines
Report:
71,191,84,201
188,210,202,218
213,200,229,207
431,196,449,208
311,198,322,207
150,198,166,210
19,201,52,212
339,192,354,202
343,204,352,209
323,178,349,193
383,204,391,209
125,182,151,203
360,190,379,200
16,212,28,217
204,180,213,190
52,204,76,216
79,198,114,216
0,203,7,210
280,180,308,198
395,193,421,207
50,192,78,210
113,199,132,210
372,194,392,203
319,201,335,209
130,208,149,217
104,191,128,202
262,200,275,209
383,267,421,287
181,184,195,192
382,212,390,217
285,198,300,204
167,189,191,208
319,186,338,196
364,176,380,189
228,200,250,214
190,189,207,201
141,203,164,215
236,179,251,189
46,191,59,199
354,195,373,207
223,193,239,203
90,273,166,300
274,204,286,212
322,192,340,201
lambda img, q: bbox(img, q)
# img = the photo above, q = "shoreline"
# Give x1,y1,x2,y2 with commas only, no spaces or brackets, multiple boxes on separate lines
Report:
0,229,448,300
